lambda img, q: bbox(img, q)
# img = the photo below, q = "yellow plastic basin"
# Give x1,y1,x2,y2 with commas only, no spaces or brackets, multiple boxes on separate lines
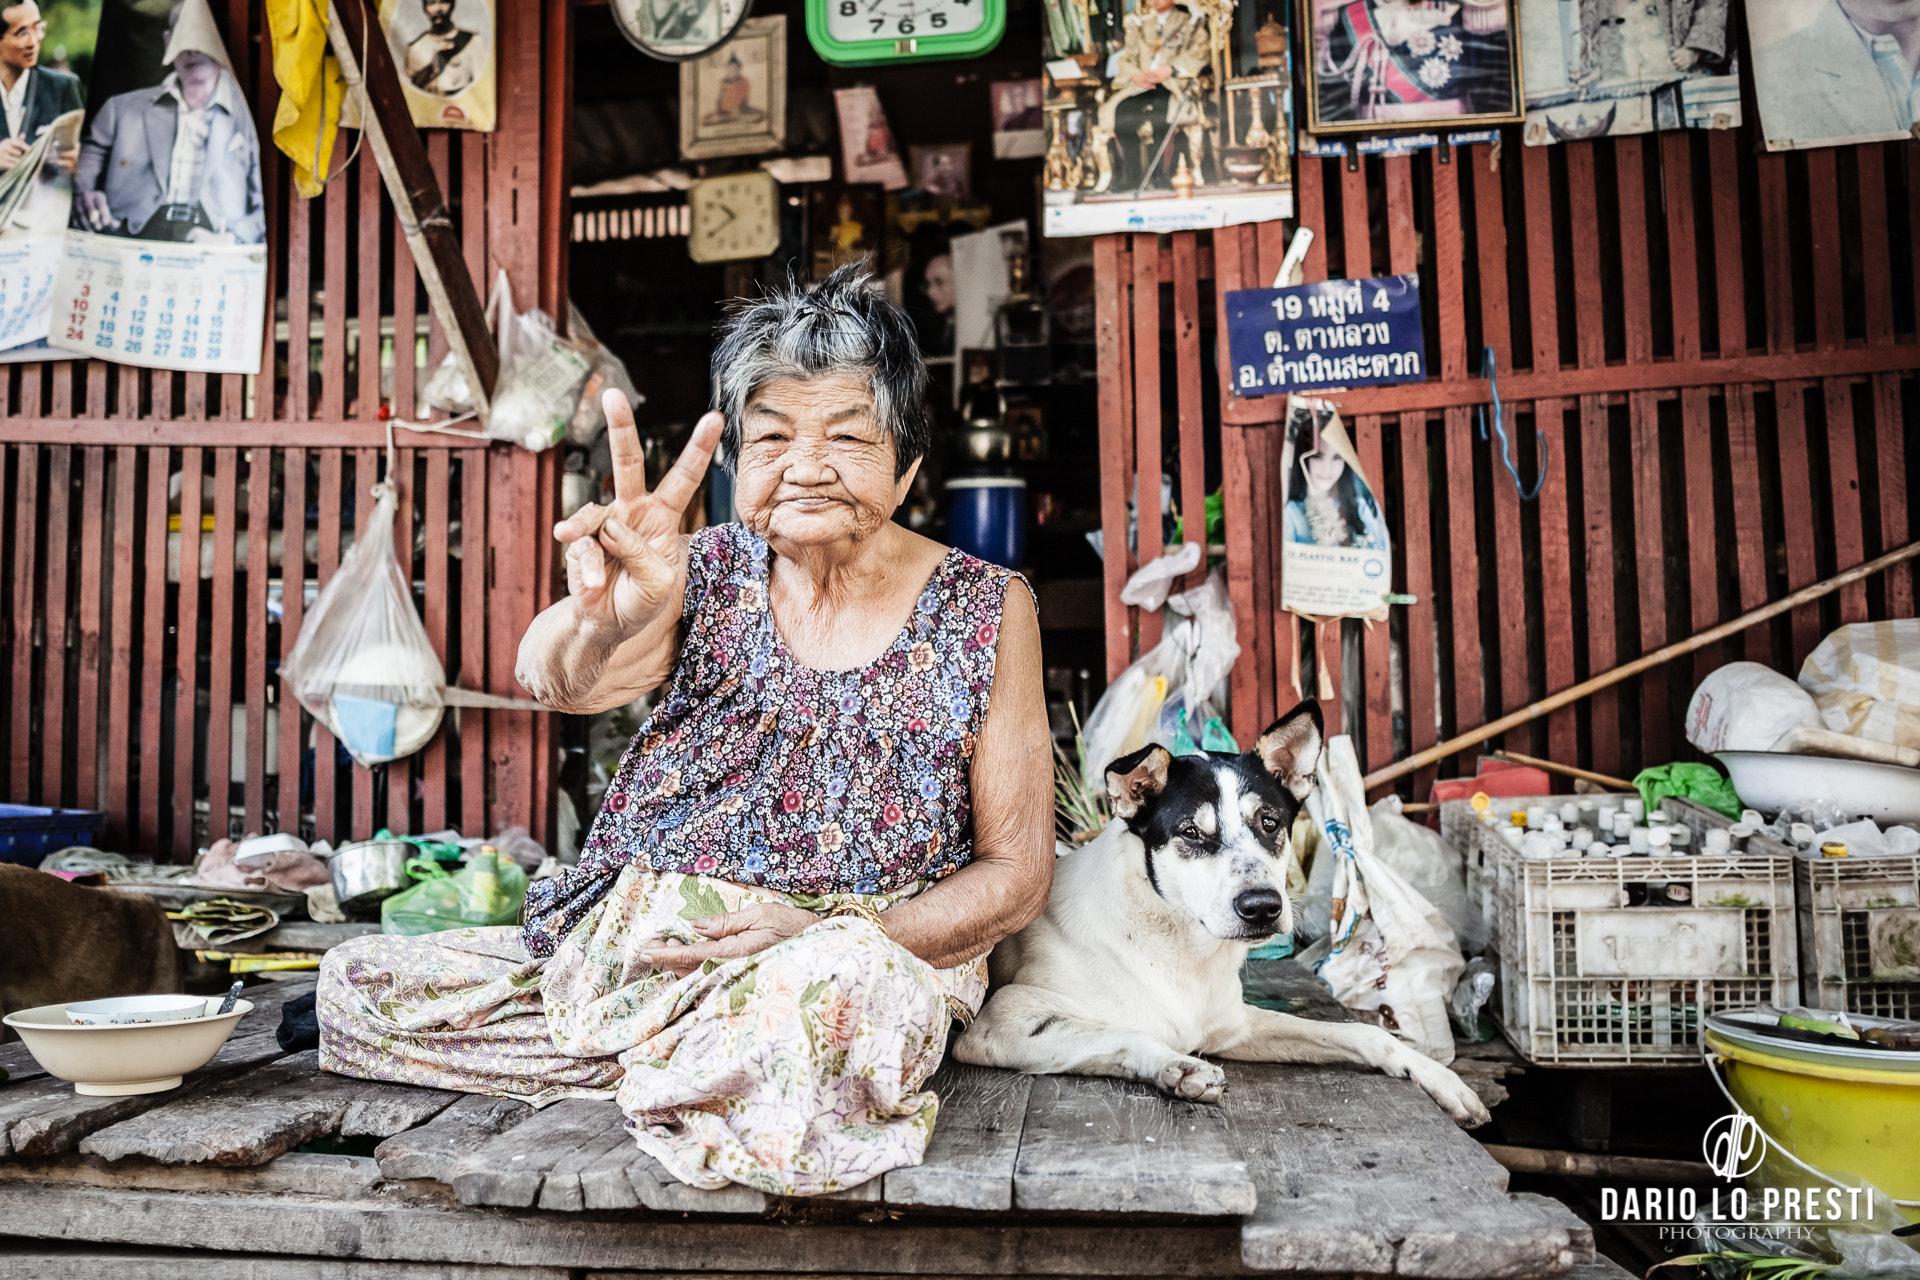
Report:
1704,1027,1920,1221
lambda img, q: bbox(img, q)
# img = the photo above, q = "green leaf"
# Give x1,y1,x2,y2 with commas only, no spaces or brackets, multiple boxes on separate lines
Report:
728,970,758,1014
801,978,830,1006
677,878,728,922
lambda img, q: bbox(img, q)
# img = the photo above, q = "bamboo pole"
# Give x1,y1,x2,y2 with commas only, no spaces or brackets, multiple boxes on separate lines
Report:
1486,750,1635,792
1363,540,1920,791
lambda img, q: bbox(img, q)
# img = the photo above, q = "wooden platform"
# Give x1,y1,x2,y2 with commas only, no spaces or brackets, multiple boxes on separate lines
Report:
0,972,1604,1279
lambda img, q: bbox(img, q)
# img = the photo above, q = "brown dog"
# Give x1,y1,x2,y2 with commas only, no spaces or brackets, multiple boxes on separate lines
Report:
0,865,182,1038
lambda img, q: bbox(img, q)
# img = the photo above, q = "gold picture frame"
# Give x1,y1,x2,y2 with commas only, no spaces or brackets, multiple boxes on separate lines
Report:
1297,0,1523,135
679,15,787,160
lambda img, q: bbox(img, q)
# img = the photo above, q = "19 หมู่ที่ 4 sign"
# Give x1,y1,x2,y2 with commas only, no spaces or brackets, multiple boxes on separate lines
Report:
1224,274,1426,396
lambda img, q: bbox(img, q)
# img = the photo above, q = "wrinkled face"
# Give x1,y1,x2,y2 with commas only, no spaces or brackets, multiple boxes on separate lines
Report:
1106,702,1324,942
733,373,916,552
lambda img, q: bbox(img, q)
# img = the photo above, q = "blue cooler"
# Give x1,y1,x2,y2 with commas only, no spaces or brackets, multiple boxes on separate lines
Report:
946,477,1026,569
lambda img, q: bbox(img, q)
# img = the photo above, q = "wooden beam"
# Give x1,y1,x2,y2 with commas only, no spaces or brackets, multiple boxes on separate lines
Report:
326,0,497,421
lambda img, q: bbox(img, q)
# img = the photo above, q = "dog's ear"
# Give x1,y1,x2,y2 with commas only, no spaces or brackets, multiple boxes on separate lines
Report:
1105,744,1173,820
1252,701,1324,799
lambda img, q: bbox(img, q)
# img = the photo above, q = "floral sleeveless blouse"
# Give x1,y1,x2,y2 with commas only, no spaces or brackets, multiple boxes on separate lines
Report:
521,524,1023,957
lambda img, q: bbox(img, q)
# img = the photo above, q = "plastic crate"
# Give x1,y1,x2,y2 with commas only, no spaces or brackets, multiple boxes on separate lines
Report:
1442,796,1799,1066
0,804,105,865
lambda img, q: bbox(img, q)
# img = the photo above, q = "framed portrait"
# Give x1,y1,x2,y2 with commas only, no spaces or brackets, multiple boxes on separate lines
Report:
832,86,907,189
1749,0,1907,150
1518,0,1737,144
1298,0,1524,135
375,0,497,130
679,16,787,160
910,143,972,203
991,79,1047,159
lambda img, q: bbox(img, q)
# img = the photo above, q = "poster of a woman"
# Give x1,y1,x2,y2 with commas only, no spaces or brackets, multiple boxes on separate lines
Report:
1278,395,1392,616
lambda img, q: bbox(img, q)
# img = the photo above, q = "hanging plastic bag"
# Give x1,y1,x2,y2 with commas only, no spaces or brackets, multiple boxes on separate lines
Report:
381,849,528,936
1119,543,1203,611
1369,794,1484,955
564,302,641,447
1800,621,1920,750
422,269,596,454
280,483,446,767
1301,735,1464,1064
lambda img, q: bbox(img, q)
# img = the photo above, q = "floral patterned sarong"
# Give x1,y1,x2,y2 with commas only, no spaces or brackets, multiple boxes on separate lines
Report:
319,865,987,1195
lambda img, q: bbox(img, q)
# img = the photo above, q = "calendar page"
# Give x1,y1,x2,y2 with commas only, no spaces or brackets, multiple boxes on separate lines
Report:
0,238,64,357
47,232,266,375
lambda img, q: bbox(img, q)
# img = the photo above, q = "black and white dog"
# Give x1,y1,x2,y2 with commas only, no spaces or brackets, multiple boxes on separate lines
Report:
954,701,1488,1126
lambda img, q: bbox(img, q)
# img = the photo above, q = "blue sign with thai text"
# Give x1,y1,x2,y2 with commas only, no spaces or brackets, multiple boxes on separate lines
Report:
1224,275,1426,396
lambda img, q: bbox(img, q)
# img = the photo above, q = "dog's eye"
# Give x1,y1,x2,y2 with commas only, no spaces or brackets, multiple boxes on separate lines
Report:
1259,812,1280,833
1179,824,1202,841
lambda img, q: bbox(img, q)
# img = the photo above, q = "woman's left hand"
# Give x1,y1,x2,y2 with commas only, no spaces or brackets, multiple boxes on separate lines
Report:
640,903,821,975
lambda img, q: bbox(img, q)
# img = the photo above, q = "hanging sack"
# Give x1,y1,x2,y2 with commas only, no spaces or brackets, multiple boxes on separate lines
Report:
280,482,446,767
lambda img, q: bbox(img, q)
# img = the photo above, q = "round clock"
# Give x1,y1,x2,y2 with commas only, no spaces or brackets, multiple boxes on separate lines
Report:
612,0,755,63
804,0,1004,66
688,170,783,264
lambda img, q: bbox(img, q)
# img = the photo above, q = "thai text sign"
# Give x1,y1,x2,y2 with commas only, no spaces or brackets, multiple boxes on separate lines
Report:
1223,274,1425,396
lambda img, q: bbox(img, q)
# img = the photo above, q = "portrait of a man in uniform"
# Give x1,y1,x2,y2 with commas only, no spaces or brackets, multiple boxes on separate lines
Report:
1303,0,1522,131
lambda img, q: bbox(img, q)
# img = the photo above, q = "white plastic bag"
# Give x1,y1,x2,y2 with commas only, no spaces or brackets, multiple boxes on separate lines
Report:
1119,543,1202,611
1369,794,1484,955
564,303,641,447
1800,621,1920,750
1687,661,1821,753
1302,736,1464,1064
423,270,596,454
280,484,446,767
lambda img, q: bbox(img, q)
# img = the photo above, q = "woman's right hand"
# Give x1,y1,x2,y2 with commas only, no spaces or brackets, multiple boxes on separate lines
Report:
557,392,723,639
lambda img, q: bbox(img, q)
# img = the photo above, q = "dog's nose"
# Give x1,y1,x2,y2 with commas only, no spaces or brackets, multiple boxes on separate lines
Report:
1233,888,1285,928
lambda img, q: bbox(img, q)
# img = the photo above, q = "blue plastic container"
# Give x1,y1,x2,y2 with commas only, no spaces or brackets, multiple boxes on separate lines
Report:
947,477,1026,570
0,804,105,865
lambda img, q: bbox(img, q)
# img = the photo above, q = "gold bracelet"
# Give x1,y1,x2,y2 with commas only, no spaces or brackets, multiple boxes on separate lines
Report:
825,899,889,936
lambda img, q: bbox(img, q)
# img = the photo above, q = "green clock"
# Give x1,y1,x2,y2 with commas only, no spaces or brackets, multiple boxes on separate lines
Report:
805,0,1004,66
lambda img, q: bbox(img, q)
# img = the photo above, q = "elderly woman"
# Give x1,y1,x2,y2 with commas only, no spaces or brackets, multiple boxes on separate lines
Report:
317,268,1053,1196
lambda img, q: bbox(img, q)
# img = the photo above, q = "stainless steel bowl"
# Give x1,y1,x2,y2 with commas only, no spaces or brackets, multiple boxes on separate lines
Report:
960,425,1015,464
330,840,415,912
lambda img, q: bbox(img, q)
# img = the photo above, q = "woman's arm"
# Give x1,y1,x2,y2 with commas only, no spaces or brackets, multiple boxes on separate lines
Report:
873,578,1054,969
513,398,721,715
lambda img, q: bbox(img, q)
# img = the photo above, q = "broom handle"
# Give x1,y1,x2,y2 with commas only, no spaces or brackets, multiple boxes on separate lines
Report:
1485,750,1635,793
1362,540,1920,791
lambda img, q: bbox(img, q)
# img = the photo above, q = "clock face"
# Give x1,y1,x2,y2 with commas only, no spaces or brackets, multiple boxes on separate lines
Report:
611,0,753,62
823,0,985,45
688,171,781,264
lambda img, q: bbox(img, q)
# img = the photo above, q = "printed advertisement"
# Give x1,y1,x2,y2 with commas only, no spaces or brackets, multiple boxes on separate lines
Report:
48,0,265,372
1277,394,1392,619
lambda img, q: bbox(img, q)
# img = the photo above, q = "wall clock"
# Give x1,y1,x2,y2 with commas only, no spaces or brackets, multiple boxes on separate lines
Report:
804,0,1004,66
612,0,755,63
688,170,782,263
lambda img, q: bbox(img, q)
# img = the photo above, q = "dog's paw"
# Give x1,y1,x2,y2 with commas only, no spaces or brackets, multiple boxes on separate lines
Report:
1404,1056,1492,1128
1154,1055,1227,1103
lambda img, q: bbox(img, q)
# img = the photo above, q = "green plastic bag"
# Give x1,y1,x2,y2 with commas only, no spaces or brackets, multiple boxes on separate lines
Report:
372,827,465,862
1634,762,1743,821
381,848,527,936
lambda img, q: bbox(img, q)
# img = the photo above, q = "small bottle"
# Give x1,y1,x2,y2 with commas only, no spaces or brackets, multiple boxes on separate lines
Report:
1572,829,1595,854
1704,828,1732,854
1624,797,1646,822
1821,841,1849,859
1500,823,1525,849
1669,826,1692,852
1526,806,1548,830
1559,802,1580,827
1648,827,1672,855
1650,807,1671,826
1613,813,1635,840
1544,814,1565,834
1597,804,1619,829
1663,882,1694,905
1740,809,1765,829
1790,822,1817,850
1630,828,1652,855
1510,811,1529,830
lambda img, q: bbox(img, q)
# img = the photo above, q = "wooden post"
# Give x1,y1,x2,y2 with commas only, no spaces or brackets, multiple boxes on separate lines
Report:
325,0,497,421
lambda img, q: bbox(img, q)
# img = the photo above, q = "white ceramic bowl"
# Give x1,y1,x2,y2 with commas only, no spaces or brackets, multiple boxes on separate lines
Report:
1717,750,1920,825
2,999,252,1095
64,994,216,1026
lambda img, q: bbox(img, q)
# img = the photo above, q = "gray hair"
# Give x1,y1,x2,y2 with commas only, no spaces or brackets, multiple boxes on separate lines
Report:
709,265,931,480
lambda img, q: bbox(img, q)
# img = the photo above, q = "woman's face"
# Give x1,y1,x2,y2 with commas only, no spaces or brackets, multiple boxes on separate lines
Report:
734,374,917,550
923,254,955,314
1301,441,1347,497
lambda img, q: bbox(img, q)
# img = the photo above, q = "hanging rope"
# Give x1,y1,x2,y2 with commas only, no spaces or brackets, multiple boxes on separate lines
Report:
1475,346,1546,502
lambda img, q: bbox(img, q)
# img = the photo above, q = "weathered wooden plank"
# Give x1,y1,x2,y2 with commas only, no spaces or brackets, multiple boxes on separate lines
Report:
242,445,271,834
0,1180,1257,1274
1822,378,1868,624
314,449,343,842
204,448,238,837
882,1062,1030,1212
0,978,315,1158
0,1151,381,1199
41,445,69,807
1011,1074,1255,1216
1805,150,1843,351
449,1096,623,1208
73,446,104,812
1723,386,1771,664
321,177,348,423
139,446,168,852
105,446,137,834
1627,392,1667,768
1773,384,1821,665
278,447,307,830
420,449,450,832
1578,397,1619,778
372,1092,531,1184
79,1050,458,1166
4,448,36,801
352,447,379,838
1220,424,1259,746
458,451,487,837
1442,406,1482,746
1873,374,1913,617
1170,233,1205,595
533,1111,633,1213
172,447,203,860
1227,1061,1569,1278
0,1247,567,1280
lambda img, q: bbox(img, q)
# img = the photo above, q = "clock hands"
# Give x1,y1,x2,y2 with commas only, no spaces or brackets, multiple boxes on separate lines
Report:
709,203,738,231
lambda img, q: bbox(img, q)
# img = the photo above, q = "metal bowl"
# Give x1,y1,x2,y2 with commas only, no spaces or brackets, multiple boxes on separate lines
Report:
329,839,415,912
959,426,1015,464
1717,750,1920,825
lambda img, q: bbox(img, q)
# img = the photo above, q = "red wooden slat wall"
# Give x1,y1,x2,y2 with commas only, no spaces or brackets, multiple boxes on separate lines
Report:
0,1,568,856
1098,131,1920,792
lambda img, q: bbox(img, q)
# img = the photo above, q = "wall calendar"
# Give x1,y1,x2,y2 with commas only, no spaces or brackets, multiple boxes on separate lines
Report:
48,233,267,375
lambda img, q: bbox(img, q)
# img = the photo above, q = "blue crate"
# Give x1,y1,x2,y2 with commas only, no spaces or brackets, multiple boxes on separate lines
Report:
0,805,105,865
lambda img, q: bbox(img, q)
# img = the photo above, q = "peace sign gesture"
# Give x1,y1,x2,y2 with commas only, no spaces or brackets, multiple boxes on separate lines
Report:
556,391,723,639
